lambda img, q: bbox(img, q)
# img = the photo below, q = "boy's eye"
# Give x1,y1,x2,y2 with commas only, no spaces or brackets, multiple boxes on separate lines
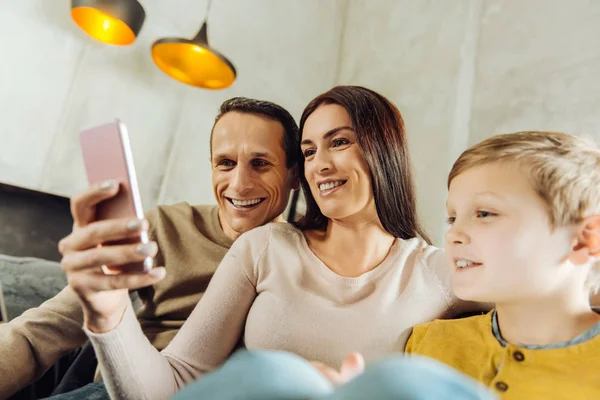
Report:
446,216,456,225
477,211,495,218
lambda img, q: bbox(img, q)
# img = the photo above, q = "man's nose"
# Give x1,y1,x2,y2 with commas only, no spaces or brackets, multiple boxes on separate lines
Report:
229,165,255,193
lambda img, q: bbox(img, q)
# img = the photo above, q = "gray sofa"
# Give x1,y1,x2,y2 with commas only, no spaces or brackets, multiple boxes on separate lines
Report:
0,254,67,321
0,182,73,322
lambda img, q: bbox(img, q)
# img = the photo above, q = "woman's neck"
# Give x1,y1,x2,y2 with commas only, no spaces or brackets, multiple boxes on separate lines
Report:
305,216,396,278
496,292,600,346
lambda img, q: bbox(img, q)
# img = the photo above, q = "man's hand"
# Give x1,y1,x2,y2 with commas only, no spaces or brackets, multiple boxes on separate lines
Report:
310,352,365,386
59,180,166,333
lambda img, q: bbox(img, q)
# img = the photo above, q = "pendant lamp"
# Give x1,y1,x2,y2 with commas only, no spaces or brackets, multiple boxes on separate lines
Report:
70,0,145,46
151,0,236,89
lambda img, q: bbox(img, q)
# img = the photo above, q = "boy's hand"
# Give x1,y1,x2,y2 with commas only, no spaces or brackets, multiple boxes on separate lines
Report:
310,352,365,386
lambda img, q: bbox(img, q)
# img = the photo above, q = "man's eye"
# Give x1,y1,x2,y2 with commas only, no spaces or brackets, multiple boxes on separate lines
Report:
252,160,269,167
218,160,235,167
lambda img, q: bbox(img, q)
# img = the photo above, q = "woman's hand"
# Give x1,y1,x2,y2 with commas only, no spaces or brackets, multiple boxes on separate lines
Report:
310,352,365,386
59,180,166,333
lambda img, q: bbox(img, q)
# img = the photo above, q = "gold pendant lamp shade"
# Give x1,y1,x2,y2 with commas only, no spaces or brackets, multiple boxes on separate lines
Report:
151,22,236,89
70,0,146,46
151,0,236,90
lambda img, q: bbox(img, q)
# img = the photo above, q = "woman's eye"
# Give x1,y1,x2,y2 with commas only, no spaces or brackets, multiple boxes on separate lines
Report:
332,138,349,147
303,149,316,158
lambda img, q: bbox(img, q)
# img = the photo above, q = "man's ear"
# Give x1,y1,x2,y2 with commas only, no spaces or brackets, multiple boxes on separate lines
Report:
292,179,301,191
289,165,301,191
569,215,600,265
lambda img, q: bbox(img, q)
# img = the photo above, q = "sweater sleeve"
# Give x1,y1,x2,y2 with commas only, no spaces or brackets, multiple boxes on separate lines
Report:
420,247,456,316
85,226,270,400
0,286,87,398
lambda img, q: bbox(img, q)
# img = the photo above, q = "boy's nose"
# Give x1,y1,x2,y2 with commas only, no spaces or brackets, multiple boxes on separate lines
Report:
446,225,470,246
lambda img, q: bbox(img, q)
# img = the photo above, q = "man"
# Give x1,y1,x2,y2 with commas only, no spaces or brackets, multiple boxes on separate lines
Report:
0,97,300,399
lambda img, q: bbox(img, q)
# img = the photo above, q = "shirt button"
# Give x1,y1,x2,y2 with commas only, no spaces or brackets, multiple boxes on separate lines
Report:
495,381,509,392
513,351,525,362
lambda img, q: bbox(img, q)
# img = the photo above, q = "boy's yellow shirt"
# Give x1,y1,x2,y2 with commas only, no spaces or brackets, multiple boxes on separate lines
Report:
406,311,600,399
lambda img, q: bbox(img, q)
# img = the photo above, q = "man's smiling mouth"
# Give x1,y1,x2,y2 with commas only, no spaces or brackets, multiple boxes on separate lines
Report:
226,197,266,208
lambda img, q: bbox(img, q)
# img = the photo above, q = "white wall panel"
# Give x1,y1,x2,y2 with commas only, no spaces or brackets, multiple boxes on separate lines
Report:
470,0,600,144
336,0,477,244
0,2,84,189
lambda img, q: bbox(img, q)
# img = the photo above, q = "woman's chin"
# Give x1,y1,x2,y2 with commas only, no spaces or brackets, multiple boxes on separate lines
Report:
319,206,350,221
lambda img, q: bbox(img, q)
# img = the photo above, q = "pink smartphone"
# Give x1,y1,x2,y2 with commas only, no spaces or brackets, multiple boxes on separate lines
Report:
79,119,153,274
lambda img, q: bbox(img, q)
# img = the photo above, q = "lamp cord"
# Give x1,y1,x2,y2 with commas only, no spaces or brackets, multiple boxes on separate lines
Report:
206,0,214,19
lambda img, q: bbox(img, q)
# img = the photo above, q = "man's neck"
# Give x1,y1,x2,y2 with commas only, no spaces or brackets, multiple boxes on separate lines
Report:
496,294,600,346
217,209,284,241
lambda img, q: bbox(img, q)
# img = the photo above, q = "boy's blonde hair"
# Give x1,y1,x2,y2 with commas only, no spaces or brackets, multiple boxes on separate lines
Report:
449,131,600,293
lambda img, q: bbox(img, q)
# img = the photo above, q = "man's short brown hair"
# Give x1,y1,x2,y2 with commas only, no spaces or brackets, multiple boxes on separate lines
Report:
210,97,300,169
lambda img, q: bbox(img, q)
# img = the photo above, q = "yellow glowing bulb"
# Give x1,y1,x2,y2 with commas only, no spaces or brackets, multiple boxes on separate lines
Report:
151,42,236,89
71,7,136,45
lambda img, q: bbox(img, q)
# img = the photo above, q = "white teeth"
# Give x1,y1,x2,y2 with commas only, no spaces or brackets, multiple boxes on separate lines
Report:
319,181,345,191
456,260,473,268
231,198,262,207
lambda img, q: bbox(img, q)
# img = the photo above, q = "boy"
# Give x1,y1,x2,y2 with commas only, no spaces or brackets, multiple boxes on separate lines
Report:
406,131,600,399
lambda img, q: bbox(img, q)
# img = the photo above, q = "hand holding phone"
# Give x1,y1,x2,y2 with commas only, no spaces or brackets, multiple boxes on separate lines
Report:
79,119,153,274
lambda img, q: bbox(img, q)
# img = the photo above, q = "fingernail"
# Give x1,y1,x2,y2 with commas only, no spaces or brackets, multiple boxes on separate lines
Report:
127,219,146,232
136,242,157,256
100,180,118,191
149,268,165,278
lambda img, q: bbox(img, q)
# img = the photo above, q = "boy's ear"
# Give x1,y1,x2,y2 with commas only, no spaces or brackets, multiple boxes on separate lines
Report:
569,215,600,265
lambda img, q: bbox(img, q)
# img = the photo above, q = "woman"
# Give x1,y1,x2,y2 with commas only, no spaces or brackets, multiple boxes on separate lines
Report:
67,86,487,399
